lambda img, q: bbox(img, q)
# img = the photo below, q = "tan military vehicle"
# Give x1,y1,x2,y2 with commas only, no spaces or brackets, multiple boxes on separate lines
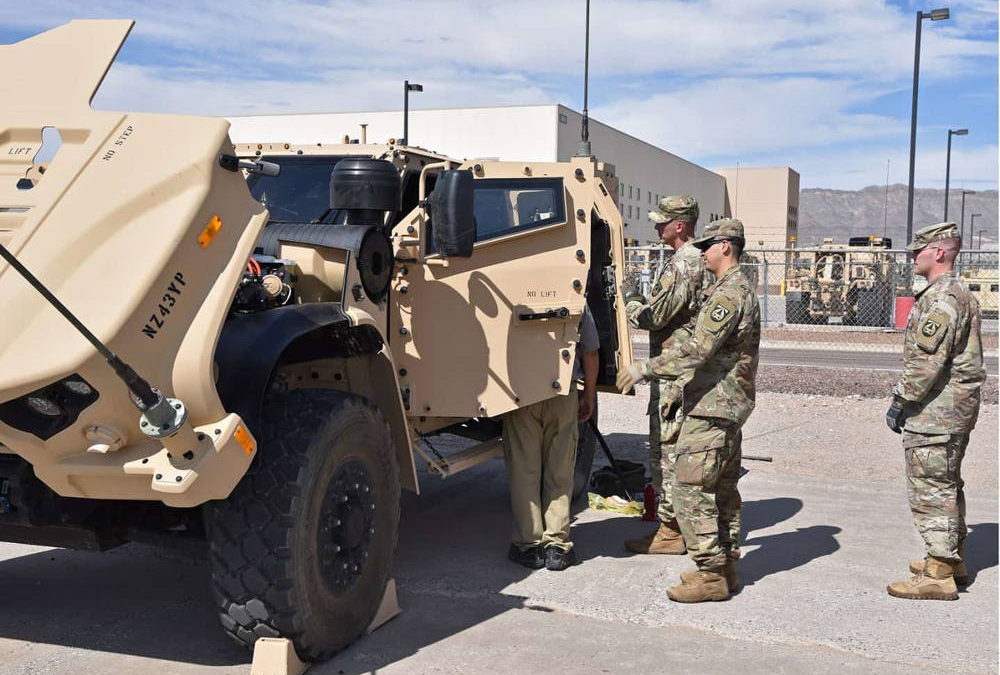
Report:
784,236,894,326
0,21,632,661
960,266,998,319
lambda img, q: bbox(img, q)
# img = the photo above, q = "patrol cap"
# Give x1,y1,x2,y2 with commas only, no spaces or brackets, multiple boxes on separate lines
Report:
649,195,699,225
906,221,960,251
692,218,745,251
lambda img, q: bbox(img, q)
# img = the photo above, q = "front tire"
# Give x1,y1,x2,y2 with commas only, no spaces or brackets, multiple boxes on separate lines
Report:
206,390,400,661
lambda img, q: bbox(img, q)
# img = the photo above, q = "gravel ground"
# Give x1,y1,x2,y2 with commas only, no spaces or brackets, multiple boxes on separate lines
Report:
602,386,998,489
757,363,1000,402
632,326,999,350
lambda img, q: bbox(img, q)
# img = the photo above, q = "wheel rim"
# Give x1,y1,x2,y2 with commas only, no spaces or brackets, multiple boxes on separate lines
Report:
317,459,376,595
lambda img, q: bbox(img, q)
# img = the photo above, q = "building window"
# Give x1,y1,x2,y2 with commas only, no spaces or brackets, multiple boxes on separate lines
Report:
619,184,624,197
559,113,568,124
628,185,633,199
627,205,633,218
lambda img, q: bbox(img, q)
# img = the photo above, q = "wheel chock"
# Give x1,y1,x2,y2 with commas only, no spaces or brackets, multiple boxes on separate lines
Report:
250,637,309,675
368,578,401,632
248,579,399,674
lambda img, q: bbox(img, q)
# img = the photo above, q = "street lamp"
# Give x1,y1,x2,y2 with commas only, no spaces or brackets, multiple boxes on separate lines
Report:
944,128,968,220
402,80,423,146
905,7,951,243
978,229,986,249
960,189,976,248
969,213,982,248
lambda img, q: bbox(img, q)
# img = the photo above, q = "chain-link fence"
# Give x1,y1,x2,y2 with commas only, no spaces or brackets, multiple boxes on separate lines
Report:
625,246,998,352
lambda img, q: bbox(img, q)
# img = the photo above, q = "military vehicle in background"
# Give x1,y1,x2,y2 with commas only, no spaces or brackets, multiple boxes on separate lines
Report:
960,266,999,318
784,236,895,326
0,21,631,662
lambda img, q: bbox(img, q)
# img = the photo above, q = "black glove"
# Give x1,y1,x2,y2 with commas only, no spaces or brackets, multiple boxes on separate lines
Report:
885,397,910,434
623,281,644,305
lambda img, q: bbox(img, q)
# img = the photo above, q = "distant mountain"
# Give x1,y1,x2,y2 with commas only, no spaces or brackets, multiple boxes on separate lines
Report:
798,185,997,249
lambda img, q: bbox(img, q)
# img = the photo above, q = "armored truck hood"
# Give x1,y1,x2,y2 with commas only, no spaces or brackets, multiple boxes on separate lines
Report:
0,20,266,399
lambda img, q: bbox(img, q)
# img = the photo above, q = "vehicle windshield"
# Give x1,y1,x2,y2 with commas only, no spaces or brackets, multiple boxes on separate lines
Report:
247,155,357,223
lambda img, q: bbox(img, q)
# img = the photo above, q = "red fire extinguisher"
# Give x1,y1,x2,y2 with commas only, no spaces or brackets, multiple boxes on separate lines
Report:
641,483,657,521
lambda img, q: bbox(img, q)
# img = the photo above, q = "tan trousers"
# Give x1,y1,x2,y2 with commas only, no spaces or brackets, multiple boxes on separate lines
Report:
502,390,579,551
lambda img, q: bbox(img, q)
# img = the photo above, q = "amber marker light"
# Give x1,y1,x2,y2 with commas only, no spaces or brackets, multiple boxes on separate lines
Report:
197,214,223,248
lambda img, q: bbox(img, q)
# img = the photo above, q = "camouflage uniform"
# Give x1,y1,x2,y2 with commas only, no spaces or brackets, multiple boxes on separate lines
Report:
892,224,985,563
639,220,760,571
625,196,706,523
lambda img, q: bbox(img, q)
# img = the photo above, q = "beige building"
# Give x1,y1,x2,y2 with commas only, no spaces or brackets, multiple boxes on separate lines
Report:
716,167,800,248
227,104,728,239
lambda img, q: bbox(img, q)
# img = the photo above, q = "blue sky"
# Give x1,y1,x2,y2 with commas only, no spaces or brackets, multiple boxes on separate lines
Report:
2,0,996,190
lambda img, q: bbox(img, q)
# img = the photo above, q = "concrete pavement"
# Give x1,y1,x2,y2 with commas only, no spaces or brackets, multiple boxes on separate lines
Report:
0,391,994,674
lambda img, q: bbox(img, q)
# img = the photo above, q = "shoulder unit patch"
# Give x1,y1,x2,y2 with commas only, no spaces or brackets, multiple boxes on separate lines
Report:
915,310,950,353
704,297,737,333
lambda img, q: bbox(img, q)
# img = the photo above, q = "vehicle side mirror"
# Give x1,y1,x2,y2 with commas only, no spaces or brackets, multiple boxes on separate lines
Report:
428,170,475,257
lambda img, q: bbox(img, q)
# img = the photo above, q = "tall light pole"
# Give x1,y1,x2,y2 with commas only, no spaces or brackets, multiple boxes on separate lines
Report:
969,213,981,249
883,158,891,238
402,80,423,146
978,229,986,249
960,189,975,247
944,127,968,220
906,7,950,244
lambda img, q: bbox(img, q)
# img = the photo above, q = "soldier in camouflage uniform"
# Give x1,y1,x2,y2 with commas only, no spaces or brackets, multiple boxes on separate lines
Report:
885,222,985,601
618,219,760,603
622,195,707,556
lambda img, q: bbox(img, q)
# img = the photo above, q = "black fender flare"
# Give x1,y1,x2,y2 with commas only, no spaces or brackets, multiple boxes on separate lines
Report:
215,303,374,435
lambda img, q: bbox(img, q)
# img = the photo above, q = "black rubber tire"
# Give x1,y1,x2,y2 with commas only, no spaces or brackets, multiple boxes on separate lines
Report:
854,288,892,327
572,397,598,501
205,390,400,662
785,296,810,324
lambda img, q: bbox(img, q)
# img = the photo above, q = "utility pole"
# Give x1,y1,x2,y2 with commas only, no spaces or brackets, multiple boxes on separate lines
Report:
960,189,975,247
883,159,891,238
906,8,950,243
944,128,968,220
402,80,423,146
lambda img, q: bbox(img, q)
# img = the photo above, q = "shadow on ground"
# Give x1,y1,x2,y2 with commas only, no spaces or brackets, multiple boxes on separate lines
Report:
964,521,997,587
0,543,246,667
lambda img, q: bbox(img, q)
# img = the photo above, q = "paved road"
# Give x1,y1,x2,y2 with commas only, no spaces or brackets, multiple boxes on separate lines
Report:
0,391,994,674
633,343,1000,374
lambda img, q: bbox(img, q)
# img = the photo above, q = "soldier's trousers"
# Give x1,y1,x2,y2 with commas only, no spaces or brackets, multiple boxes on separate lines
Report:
502,390,579,552
649,397,681,524
903,431,968,562
671,415,742,570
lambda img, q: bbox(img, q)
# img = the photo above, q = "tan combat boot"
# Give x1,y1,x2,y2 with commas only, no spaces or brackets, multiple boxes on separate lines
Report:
887,558,959,600
625,520,686,555
682,562,741,592
910,543,969,585
667,570,730,603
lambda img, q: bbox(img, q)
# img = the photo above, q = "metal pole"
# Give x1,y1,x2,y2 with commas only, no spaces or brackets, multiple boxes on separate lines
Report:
944,130,952,220
960,190,967,244
906,12,923,244
762,256,769,325
402,80,409,145
883,158,890,238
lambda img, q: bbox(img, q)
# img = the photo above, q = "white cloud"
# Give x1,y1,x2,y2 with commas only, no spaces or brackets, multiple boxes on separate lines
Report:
592,77,901,159
757,142,998,190
1,0,995,190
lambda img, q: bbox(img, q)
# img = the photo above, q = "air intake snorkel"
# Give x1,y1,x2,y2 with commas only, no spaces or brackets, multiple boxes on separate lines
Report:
329,158,401,228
